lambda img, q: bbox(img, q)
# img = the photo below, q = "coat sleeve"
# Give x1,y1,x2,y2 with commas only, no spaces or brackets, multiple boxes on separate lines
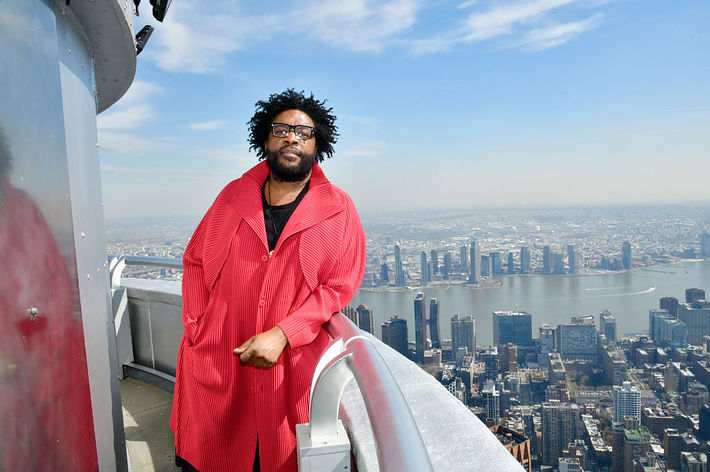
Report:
277,198,366,348
181,208,211,343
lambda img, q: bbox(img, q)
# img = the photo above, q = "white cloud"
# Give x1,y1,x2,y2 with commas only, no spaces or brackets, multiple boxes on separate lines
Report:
97,130,166,154
409,0,607,54
518,13,602,50
462,0,575,41
98,105,155,130
100,164,218,175
188,120,229,131
145,1,277,73
301,0,421,53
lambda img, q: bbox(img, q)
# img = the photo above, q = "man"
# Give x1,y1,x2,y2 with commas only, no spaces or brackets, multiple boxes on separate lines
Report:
170,90,366,472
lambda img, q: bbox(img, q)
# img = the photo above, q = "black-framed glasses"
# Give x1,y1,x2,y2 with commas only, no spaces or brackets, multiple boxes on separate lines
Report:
271,123,315,140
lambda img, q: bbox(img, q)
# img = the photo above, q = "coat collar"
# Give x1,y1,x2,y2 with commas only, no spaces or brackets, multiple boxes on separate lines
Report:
227,160,344,252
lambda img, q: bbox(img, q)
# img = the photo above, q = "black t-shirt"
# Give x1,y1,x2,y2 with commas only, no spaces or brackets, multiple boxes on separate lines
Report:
262,180,309,252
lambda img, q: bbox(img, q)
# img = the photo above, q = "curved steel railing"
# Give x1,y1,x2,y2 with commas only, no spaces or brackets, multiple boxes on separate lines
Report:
108,255,183,289
307,312,434,471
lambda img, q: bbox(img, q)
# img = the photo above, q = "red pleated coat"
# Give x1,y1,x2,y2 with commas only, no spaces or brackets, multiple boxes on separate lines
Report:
170,162,366,472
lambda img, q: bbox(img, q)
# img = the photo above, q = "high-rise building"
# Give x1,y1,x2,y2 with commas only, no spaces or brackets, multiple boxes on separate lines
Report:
394,243,405,286
493,311,533,346
480,254,491,277
379,262,389,283
430,249,438,275
663,428,682,471
552,252,565,275
613,381,640,422
381,315,408,358
660,296,679,317
599,310,617,342
469,240,481,284
490,251,503,275
542,245,551,274
622,241,632,270
702,231,710,259
355,304,374,334
507,252,515,274
649,308,672,343
442,252,452,280
520,246,530,274
420,251,428,286
483,380,500,424
556,318,597,361
686,287,706,304
567,245,577,274
698,404,710,441
451,314,476,355
342,305,358,325
429,298,441,349
541,401,579,466
677,298,710,346
460,245,468,271
658,317,688,348
414,293,426,363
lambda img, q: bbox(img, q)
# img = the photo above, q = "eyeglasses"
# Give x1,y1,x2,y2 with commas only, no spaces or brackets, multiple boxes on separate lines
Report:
271,123,315,140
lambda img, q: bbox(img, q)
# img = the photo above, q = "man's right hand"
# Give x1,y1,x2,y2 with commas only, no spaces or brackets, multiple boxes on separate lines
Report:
233,326,288,369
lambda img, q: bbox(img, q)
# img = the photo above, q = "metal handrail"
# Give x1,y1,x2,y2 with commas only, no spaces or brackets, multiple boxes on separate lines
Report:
108,255,182,289
316,313,434,471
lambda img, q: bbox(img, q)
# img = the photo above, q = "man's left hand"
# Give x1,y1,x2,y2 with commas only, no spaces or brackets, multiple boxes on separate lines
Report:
234,326,289,368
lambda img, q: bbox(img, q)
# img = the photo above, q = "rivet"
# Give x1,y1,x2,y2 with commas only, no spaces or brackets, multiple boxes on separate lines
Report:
27,306,39,319
87,274,91,279
81,232,86,238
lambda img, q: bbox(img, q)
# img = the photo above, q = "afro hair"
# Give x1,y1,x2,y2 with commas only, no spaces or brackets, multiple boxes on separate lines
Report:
247,89,338,163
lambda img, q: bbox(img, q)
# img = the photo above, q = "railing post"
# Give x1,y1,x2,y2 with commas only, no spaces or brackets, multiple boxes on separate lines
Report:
297,350,355,471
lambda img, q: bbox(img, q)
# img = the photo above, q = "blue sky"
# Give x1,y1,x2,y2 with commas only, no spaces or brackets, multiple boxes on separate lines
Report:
98,0,710,219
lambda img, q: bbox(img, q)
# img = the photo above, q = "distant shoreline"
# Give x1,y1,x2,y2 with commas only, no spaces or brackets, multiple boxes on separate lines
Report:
360,258,707,292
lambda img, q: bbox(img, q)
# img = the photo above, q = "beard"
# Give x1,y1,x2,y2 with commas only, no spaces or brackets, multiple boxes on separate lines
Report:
265,145,315,182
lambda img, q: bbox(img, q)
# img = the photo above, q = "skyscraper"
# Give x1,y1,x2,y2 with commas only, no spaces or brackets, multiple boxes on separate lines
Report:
702,231,710,259
490,251,503,275
599,310,617,342
613,381,641,422
622,241,632,270
567,245,577,274
480,254,491,277
649,308,672,343
469,240,481,284
660,296,679,317
394,243,405,286
442,252,452,279
451,314,476,355
460,245,468,271
381,316,408,358
430,249,438,275
686,288,706,304
557,318,597,361
677,299,710,346
507,252,515,274
379,262,389,283
520,246,530,274
552,252,565,275
429,298,441,349
483,380,500,424
355,304,373,334
414,293,426,363
543,245,551,274
493,311,533,346
541,401,579,466
420,251,428,286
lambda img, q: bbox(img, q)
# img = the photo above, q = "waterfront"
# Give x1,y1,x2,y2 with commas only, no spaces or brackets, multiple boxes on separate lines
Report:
350,260,710,346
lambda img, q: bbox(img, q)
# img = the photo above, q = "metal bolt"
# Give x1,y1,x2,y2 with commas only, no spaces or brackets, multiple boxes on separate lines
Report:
27,306,39,320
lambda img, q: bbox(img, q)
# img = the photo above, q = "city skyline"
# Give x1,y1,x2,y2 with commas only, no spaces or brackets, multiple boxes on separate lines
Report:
97,1,710,218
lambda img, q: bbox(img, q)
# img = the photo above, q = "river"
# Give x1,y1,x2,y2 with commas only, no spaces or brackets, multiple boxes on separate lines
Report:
350,260,710,346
